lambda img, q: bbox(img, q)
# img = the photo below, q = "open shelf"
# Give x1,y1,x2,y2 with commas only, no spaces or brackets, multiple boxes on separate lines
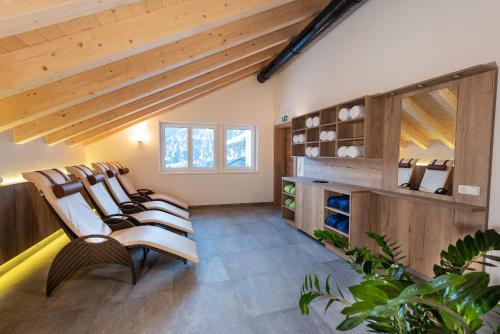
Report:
282,180,296,223
325,206,350,217
283,191,295,198
323,189,351,244
324,224,349,238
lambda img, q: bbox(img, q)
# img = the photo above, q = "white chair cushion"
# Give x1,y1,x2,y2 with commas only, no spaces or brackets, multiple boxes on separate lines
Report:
420,168,451,193
116,173,137,195
111,226,199,263
131,210,194,234
23,170,112,238
142,201,190,219
148,193,189,210
398,167,415,186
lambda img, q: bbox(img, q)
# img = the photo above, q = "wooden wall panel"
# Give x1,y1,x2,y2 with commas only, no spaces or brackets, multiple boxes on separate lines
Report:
0,182,59,265
454,70,497,207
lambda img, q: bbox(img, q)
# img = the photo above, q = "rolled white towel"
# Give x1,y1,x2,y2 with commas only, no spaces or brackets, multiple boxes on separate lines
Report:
326,131,336,141
319,131,328,141
338,108,350,121
305,147,312,157
311,147,319,158
305,117,313,128
312,116,320,127
349,105,365,120
347,145,364,158
292,135,298,144
297,134,305,143
337,146,348,157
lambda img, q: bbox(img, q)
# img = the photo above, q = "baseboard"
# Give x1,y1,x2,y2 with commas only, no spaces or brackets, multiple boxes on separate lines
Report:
190,202,274,209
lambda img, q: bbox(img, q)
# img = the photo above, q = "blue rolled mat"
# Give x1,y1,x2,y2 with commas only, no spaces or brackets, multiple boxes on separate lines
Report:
336,219,349,234
327,195,350,212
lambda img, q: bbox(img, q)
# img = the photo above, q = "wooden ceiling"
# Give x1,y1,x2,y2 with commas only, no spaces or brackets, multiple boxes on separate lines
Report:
0,0,327,145
400,88,458,150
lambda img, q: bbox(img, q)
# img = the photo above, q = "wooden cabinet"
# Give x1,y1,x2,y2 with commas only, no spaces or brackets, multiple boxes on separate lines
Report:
295,183,324,237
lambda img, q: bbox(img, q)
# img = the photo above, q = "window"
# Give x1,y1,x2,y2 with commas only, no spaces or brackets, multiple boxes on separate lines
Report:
224,126,256,170
160,123,256,173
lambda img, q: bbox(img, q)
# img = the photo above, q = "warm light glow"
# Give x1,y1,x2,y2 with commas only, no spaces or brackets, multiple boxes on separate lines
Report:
131,122,150,143
0,230,68,290
0,175,26,186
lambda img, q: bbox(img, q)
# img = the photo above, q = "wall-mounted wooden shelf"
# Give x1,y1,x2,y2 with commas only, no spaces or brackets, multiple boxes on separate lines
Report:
291,96,383,159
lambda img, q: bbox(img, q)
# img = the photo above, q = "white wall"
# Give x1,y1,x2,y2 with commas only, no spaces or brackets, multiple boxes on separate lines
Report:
85,76,275,206
0,130,86,184
271,0,500,281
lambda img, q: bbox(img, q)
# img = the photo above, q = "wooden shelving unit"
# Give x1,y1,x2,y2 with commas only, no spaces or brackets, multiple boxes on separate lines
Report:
323,189,351,242
290,96,383,159
281,180,296,222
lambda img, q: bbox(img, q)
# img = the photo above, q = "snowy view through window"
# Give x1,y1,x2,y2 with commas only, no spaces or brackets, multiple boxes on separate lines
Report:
164,127,214,168
226,129,252,168
164,127,188,168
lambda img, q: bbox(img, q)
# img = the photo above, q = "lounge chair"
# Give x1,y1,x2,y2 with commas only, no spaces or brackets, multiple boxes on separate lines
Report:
92,162,189,220
66,165,193,235
23,169,199,296
107,161,189,210
418,160,454,194
398,158,418,188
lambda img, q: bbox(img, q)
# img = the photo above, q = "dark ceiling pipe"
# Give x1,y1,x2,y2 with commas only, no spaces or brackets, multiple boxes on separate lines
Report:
257,0,364,83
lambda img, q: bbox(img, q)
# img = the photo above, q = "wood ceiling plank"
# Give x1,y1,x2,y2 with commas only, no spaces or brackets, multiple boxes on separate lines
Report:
95,10,117,25
56,19,83,34
0,0,140,38
76,15,101,30
0,0,323,132
0,36,27,51
146,0,163,11
128,1,148,16
16,30,47,46
401,120,430,149
429,88,457,118
41,24,301,144
70,64,261,146
0,0,295,95
44,46,281,144
402,98,455,148
112,4,133,21
36,25,65,40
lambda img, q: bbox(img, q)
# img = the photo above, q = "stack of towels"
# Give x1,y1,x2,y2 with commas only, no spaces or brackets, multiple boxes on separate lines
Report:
305,146,319,158
337,145,364,158
284,198,296,210
325,215,349,234
283,184,296,195
319,130,336,141
292,134,305,144
338,105,365,122
306,116,320,128
327,195,350,212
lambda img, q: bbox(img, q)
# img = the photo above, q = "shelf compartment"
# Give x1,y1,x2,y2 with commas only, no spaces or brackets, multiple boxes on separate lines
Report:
292,116,306,131
325,206,350,217
337,121,364,140
306,127,319,142
292,144,305,157
324,224,349,238
320,107,337,125
282,179,296,223
319,141,337,157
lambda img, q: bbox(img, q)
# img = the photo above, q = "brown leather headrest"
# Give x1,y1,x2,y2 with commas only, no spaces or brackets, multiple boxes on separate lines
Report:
88,173,105,185
53,181,83,198
427,160,449,171
399,162,411,168
106,169,118,178
118,167,129,175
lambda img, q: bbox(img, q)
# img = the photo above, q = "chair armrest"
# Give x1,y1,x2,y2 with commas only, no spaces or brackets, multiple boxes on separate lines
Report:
130,193,151,202
137,188,154,195
434,188,448,195
103,215,137,231
119,201,147,214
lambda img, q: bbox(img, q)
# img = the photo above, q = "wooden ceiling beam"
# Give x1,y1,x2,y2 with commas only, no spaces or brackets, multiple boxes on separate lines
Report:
42,45,282,145
0,0,325,131
68,63,262,146
402,98,455,149
0,0,296,95
430,88,457,118
0,0,139,38
23,24,303,144
400,120,430,150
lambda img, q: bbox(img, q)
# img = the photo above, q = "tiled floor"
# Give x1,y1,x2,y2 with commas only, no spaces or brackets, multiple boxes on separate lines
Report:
0,205,365,334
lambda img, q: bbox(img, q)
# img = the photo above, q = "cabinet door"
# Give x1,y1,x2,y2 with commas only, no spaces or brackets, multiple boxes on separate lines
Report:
298,184,324,237
295,183,304,230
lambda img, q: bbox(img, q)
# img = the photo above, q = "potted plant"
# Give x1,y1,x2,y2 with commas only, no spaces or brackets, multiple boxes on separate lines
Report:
299,229,500,333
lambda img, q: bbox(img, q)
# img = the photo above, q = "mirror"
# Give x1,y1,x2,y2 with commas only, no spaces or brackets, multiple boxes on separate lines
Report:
398,85,458,195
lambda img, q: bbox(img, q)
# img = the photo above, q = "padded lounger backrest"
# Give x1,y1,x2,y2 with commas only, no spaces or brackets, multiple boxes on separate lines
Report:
66,165,122,217
106,162,137,195
92,162,131,204
398,158,418,187
419,160,453,193
23,169,112,238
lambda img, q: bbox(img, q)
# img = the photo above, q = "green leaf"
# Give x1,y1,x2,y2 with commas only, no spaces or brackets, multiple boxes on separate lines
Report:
349,284,389,304
341,301,377,316
324,299,335,314
325,275,331,295
299,292,322,315
314,274,320,291
464,235,479,257
337,315,366,331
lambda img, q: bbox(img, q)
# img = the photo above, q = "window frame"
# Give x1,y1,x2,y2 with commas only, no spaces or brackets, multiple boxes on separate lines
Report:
223,125,257,172
159,122,257,174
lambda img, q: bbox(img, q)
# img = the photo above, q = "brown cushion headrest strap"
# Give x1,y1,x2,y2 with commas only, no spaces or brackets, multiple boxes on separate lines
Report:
106,169,118,178
88,173,105,185
53,181,83,198
118,167,129,175
427,159,449,171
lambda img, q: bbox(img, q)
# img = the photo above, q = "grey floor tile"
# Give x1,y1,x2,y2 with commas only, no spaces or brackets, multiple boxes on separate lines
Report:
251,307,332,334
